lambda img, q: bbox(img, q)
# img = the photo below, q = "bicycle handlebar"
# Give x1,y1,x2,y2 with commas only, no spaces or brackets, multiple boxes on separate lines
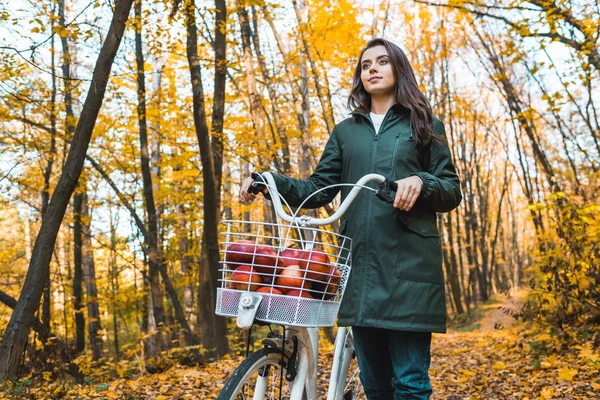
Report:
250,172,397,227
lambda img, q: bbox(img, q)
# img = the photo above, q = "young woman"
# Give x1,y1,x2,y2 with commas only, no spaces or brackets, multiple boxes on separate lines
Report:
240,38,462,399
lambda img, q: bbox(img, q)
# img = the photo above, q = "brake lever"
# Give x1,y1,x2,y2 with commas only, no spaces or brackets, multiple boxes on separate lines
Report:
376,178,398,204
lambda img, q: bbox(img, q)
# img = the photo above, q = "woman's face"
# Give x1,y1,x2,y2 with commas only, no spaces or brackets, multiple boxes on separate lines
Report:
360,45,396,97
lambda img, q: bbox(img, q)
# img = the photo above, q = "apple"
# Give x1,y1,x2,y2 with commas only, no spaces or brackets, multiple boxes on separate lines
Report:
253,246,278,276
286,289,313,299
225,240,257,268
230,265,262,291
325,265,341,285
299,248,331,281
262,273,279,285
277,248,301,268
275,265,312,294
310,266,340,300
256,286,284,295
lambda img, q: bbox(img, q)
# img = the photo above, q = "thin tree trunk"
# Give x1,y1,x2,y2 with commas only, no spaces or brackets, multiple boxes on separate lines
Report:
251,7,291,174
59,0,85,354
24,208,32,262
223,160,233,220
73,189,85,353
0,0,133,378
212,0,227,208
185,0,228,358
82,192,103,361
237,0,270,170
444,213,464,314
176,195,194,326
261,6,314,172
298,42,313,175
41,11,60,340
109,202,120,360
135,0,167,357
292,0,335,134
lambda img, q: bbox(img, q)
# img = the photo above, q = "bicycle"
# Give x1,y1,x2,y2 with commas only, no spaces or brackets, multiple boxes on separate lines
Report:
215,172,398,400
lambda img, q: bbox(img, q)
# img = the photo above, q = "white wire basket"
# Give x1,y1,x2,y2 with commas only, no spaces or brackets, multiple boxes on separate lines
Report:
215,220,352,327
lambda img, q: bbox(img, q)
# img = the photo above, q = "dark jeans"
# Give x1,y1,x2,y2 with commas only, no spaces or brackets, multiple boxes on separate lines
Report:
352,326,432,400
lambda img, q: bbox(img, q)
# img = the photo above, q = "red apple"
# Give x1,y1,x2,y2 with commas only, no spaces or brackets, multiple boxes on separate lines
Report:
256,286,284,295
277,248,301,267
225,240,257,268
253,246,277,275
230,265,262,291
286,289,313,298
326,265,341,285
310,266,340,300
275,265,312,294
299,248,331,281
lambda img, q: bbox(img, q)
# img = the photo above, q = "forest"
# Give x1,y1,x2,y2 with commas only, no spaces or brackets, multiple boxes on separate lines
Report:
0,0,598,398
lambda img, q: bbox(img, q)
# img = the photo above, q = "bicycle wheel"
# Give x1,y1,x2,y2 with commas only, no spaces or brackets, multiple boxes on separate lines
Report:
340,329,365,400
217,347,306,400
341,355,364,400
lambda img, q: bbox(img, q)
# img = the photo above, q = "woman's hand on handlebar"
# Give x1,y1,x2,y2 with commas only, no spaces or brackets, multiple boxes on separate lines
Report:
240,176,268,204
393,176,422,211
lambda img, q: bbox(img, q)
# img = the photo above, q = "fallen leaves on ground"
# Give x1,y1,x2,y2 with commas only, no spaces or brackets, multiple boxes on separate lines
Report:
2,325,598,399
429,326,600,399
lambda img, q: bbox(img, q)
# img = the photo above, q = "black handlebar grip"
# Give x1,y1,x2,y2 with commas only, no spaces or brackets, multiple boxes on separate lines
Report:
376,178,397,204
388,179,398,192
249,172,264,195
248,183,262,196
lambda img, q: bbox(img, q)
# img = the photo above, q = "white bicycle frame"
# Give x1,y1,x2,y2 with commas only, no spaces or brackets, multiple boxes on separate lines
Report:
260,325,355,400
245,172,389,400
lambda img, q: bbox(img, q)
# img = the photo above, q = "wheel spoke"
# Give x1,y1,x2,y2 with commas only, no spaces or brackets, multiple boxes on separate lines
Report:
217,348,294,400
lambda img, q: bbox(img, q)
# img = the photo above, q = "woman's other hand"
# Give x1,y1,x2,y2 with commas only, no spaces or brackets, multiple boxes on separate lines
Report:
393,176,422,211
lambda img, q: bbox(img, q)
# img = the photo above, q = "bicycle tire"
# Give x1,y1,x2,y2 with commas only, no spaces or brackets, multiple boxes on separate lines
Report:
217,347,307,400
339,329,364,400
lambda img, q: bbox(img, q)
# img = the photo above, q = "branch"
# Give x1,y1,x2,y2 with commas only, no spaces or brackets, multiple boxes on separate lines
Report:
12,115,151,245
84,156,151,245
0,290,44,335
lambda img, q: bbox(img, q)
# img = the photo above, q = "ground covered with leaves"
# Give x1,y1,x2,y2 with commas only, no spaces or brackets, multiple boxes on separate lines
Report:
2,297,599,399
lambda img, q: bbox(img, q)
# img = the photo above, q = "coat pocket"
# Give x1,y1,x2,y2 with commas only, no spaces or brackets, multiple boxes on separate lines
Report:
395,210,443,284
397,210,440,238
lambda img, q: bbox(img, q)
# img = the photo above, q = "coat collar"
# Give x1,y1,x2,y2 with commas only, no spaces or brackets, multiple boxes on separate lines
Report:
354,102,411,120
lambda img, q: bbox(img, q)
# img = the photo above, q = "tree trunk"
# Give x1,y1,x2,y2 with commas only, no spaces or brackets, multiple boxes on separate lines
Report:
211,0,227,207
82,192,103,361
237,0,270,169
73,190,85,353
0,0,133,379
443,213,464,314
261,5,314,172
185,0,228,358
134,0,167,357
176,195,194,326
251,7,291,174
109,202,120,360
24,208,32,262
292,0,335,134
60,0,84,353
41,17,59,340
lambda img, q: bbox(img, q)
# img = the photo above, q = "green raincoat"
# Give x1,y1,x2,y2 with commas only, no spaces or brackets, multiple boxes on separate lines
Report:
265,104,462,332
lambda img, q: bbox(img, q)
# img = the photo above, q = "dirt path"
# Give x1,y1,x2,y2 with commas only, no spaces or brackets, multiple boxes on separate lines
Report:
428,289,598,399
477,289,527,332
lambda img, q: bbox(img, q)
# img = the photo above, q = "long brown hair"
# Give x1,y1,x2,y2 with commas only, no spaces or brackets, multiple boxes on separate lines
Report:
348,38,435,148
